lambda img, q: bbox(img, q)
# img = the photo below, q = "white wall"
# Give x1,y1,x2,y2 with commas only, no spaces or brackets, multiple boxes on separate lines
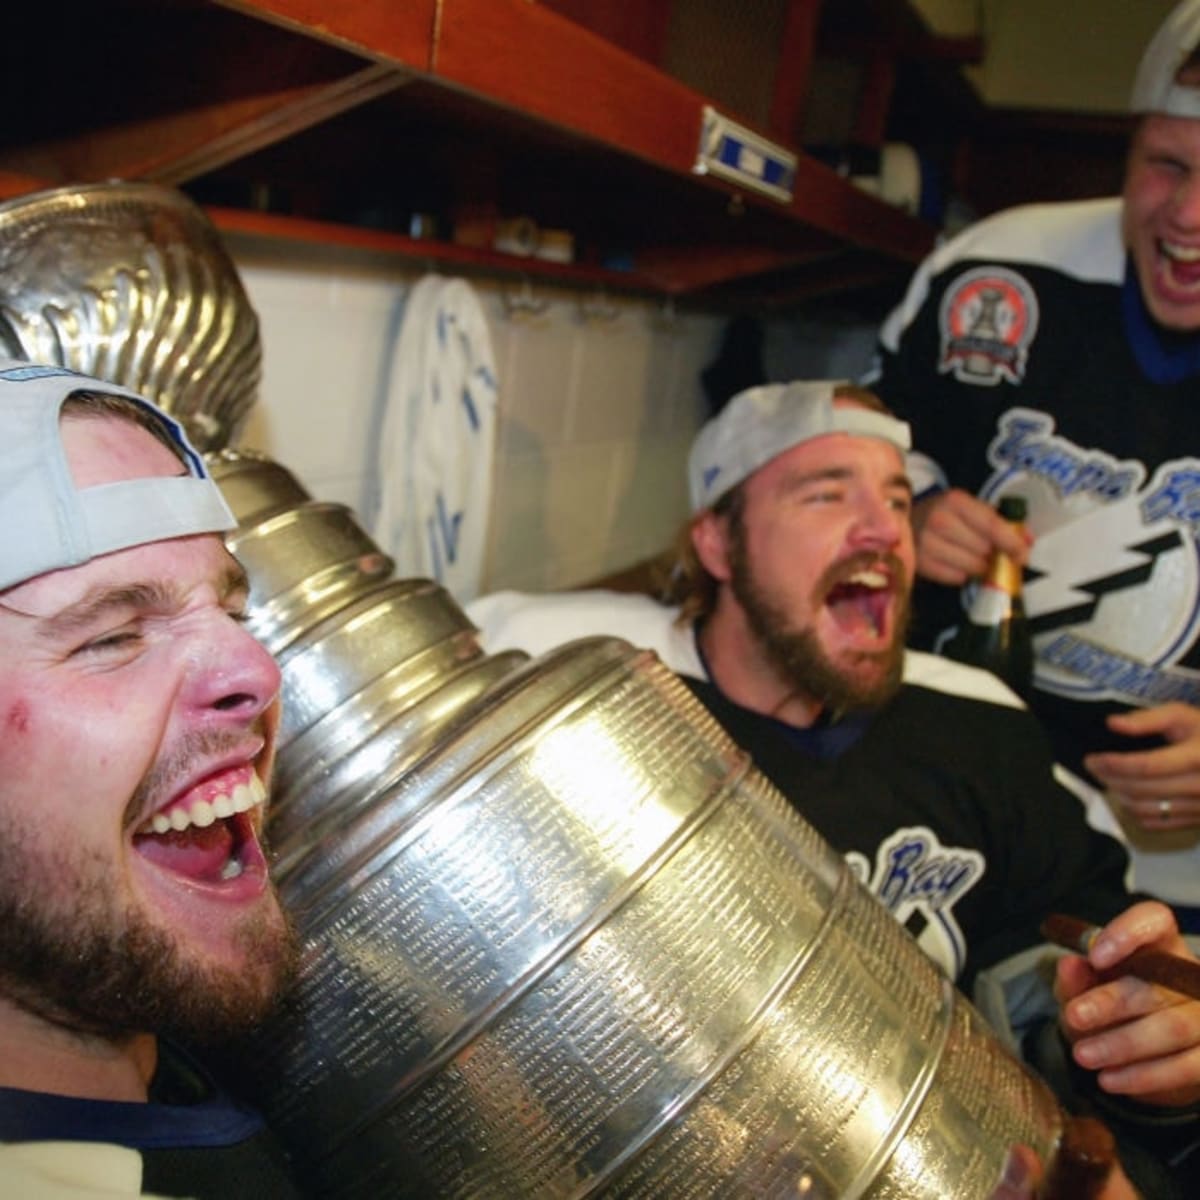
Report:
913,0,1179,114
225,235,722,602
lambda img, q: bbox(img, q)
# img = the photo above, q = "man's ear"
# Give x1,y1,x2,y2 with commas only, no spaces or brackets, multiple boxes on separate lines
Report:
691,509,733,582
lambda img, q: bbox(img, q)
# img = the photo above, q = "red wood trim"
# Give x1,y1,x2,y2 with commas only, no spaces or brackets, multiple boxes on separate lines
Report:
433,0,704,173
853,49,897,146
147,64,413,185
213,0,438,69
769,0,823,144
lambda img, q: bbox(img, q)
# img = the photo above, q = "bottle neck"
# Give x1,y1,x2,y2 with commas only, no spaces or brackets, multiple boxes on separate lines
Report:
983,550,1022,598
966,550,1023,626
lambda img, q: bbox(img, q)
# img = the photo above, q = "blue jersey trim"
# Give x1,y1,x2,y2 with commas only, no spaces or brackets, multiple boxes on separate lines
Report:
0,1044,265,1150
1122,258,1200,384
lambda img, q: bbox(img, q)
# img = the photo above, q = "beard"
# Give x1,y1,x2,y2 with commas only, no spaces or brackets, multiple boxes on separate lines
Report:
728,518,909,716
0,737,298,1047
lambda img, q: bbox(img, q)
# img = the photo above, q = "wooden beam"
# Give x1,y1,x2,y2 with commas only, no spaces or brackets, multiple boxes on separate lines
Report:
768,0,823,144
145,63,413,185
214,0,437,68
853,49,897,146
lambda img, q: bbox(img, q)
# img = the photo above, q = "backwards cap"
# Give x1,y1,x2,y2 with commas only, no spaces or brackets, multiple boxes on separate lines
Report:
687,381,911,513
1131,0,1200,117
0,358,236,592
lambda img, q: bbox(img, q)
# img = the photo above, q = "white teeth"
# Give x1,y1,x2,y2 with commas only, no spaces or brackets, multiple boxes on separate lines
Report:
848,569,888,588
144,774,266,836
232,782,256,814
1164,240,1200,262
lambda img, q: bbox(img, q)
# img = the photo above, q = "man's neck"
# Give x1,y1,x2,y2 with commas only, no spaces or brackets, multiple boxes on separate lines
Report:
0,994,157,1101
697,603,824,728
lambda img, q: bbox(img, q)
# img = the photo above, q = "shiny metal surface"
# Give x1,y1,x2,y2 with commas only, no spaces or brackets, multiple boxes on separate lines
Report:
226,501,394,657
0,181,259,449
270,640,526,856
271,578,482,747
207,447,312,523
213,449,1064,1198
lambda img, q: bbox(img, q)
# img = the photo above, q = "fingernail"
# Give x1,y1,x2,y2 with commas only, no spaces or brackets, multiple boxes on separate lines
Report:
1089,936,1118,968
1001,1150,1030,1189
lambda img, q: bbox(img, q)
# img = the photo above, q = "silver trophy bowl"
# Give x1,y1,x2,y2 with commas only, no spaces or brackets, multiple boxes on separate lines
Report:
208,450,1065,1199
0,181,260,449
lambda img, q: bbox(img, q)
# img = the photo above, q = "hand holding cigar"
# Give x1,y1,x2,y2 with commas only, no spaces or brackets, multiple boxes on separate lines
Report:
1041,912,1200,1000
1041,904,1200,1113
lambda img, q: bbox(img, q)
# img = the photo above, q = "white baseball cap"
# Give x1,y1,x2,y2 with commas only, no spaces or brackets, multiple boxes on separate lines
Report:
1131,0,1200,117
687,381,911,513
0,358,236,592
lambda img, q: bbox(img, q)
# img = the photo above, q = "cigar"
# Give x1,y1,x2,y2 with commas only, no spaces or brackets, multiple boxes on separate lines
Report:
1041,913,1200,1001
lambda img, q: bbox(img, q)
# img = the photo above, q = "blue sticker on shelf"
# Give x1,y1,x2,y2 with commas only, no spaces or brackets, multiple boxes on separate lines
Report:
695,106,797,203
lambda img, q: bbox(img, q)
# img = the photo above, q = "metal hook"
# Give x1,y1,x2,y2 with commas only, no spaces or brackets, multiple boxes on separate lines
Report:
577,288,620,324
652,294,679,331
501,278,549,319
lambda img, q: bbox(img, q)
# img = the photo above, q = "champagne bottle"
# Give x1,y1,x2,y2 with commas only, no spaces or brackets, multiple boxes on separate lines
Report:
943,495,1033,699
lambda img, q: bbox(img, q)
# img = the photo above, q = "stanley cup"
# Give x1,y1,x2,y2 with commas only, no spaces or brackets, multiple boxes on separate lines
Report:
208,449,1065,1199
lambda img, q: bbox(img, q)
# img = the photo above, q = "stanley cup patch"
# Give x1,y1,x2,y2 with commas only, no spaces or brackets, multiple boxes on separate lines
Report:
938,266,1039,386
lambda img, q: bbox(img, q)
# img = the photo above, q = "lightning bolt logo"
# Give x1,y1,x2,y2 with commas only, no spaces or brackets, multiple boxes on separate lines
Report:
1022,493,1181,627
979,412,1200,699
1027,533,1181,634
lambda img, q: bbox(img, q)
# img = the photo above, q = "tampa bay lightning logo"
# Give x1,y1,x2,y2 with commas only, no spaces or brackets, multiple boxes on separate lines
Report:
846,827,983,980
980,408,1200,706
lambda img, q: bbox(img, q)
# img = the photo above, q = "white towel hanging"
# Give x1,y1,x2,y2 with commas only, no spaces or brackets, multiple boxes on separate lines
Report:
365,275,499,602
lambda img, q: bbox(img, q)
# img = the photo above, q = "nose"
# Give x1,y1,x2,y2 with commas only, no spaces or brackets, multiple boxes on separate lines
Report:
186,613,282,727
850,491,907,551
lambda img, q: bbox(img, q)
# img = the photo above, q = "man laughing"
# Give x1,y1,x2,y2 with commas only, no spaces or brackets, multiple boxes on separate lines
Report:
0,360,299,1197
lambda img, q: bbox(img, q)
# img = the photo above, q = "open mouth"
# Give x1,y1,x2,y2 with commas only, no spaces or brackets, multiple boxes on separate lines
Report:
133,774,267,885
1158,239,1200,292
825,566,893,640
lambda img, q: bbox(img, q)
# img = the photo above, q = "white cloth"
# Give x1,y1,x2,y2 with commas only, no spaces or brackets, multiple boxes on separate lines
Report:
366,276,499,603
0,1141,175,1199
466,587,1029,706
466,589,704,678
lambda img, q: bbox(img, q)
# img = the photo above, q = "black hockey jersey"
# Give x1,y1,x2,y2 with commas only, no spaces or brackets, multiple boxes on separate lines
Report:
682,673,1133,989
873,197,1200,780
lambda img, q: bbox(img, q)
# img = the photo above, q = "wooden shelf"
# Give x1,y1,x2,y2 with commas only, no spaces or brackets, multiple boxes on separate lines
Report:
0,0,939,300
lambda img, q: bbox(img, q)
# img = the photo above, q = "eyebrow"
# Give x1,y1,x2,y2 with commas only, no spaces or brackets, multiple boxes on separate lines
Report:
36,561,249,642
778,465,913,495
